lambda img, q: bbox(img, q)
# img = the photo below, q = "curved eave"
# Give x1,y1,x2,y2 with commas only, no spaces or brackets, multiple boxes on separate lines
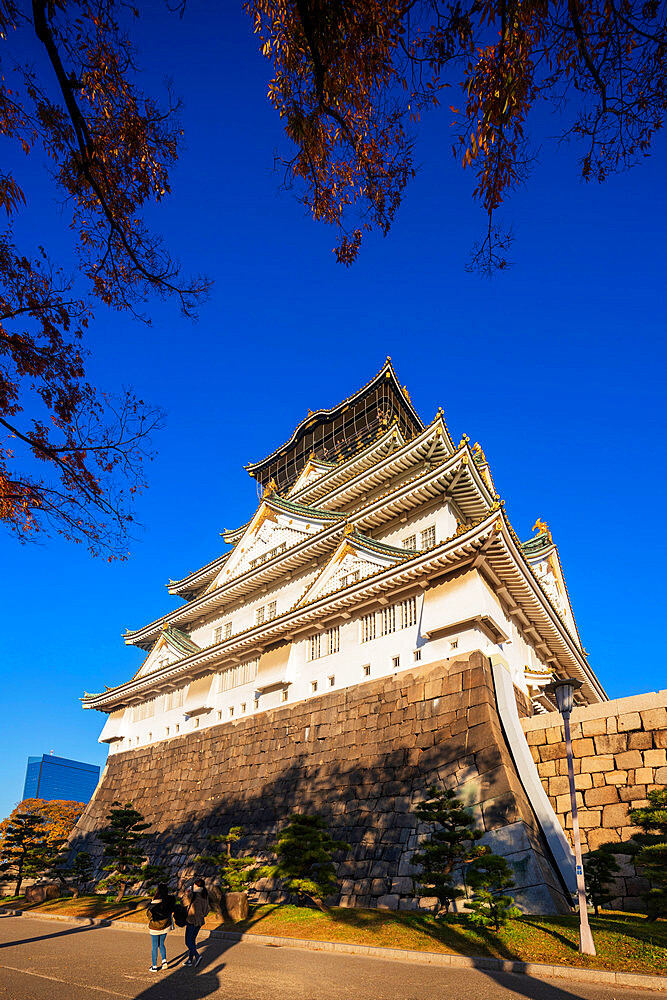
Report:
124,519,347,649
167,550,232,597
492,513,606,702
245,359,424,474
351,445,494,532
125,449,496,649
87,511,602,712
302,417,454,512
288,425,405,506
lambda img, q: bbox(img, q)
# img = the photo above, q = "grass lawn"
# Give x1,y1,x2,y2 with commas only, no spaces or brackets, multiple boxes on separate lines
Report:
2,896,664,977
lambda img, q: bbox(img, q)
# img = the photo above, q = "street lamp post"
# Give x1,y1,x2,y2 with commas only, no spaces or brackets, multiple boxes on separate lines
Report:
545,677,596,956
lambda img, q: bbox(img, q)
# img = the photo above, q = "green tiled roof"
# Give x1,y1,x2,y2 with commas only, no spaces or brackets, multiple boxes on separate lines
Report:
162,626,199,656
521,533,552,557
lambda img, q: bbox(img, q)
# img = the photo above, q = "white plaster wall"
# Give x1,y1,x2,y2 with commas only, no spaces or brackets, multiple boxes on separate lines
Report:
374,499,457,550
107,567,546,755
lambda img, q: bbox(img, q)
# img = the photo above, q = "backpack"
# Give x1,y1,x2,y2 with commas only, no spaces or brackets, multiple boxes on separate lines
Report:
172,901,187,927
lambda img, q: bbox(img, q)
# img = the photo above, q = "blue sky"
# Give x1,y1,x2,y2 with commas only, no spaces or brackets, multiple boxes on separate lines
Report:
1,4,665,821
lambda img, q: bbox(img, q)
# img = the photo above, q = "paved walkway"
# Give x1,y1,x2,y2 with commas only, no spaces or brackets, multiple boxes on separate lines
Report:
0,915,661,1000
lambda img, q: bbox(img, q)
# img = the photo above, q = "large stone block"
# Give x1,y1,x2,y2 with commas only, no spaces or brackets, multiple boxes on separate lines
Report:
594,734,627,755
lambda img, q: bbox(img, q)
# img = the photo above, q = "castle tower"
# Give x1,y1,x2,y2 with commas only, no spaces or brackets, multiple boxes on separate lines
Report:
76,360,607,912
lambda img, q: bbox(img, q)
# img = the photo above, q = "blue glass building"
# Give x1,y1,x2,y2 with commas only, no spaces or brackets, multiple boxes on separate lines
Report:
22,755,100,803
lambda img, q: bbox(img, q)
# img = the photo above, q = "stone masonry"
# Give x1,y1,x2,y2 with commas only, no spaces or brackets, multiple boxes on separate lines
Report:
521,689,667,912
72,651,569,914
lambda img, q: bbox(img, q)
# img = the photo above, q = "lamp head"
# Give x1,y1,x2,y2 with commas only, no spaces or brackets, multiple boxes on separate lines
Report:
544,677,584,716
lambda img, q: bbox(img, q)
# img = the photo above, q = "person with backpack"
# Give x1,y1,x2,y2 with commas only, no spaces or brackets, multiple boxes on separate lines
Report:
182,879,209,967
147,883,176,972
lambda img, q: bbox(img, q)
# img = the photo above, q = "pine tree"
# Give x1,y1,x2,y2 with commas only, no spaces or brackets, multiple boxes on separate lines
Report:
411,786,487,912
0,813,55,897
48,850,95,899
629,789,667,921
466,854,521,931
97,802,161,902
583,849,620,916
268,814,349,909
196,826,261,893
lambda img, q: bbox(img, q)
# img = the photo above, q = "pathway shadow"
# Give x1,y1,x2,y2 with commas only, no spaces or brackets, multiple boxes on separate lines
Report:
0,919,100,949
479,971,617,1000
131,935,234,1000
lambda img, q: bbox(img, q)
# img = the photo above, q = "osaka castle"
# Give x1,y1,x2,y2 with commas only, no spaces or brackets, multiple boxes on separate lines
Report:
85,359,606,751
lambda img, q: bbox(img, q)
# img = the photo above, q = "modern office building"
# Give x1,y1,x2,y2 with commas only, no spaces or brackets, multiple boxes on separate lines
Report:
22,754,100,803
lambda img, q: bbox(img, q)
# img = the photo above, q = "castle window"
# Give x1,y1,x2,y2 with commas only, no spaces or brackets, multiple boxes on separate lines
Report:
308,633,321,660
326,626,340,655
400,596,417,629
165,727,170,737
175,724,180,734
214,625,222,643
311,681,318,693
413,649,422,662
256,605,265,625
224,621,232,640
267,600,277,620
281,689,288,702
164,688,186,712
450,639,459,650
328,675,335,687
363,664,371,677
217,711,222,721
241,702,246,713
420,525,436,548
361,612,376,643
402,534,416,551
229,706,234,718
342,570,360,587
381,605,396,636
193,717,199,728
392,655,400,670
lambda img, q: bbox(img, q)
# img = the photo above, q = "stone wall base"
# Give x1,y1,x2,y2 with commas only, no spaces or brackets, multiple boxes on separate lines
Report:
73,652,570,914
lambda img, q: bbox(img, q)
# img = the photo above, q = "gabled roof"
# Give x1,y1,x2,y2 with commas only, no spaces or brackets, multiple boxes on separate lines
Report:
131,626,200,680
287,456,336,496
294,529,413,608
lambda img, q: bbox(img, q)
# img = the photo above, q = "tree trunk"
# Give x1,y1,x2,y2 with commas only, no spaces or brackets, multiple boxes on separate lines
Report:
115,882,126,903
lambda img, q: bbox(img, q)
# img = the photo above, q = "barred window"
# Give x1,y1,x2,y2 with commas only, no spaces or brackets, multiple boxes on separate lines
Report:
381,605,396,636
164,688,186,712
342,569,360,587
308,633,321,661
420,525,436,548
224,621,232,640
326,626,340,655
217,659,258,692
361,612,376,643
402,534,416,551
213,625,222,644
131,698,157,723
267,600,277,620
400,596,417,629
256,606,265,625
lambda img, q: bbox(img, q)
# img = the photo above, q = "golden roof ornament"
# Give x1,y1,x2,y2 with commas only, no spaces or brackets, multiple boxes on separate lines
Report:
263,478,277,498
472,441,487,463
343,523,354,537
532,518,552,542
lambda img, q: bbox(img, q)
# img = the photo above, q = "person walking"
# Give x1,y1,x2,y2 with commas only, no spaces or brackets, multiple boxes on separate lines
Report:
147,883,176,972
182,879,209,967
